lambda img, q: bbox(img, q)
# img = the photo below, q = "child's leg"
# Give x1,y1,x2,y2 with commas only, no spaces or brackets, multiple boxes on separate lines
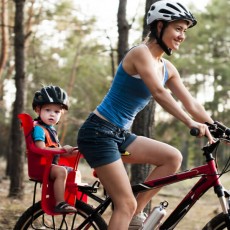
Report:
50,165,67,204
50,165,77,212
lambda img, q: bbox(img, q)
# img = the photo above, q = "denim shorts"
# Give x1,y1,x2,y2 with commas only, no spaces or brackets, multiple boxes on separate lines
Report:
77,113,137,168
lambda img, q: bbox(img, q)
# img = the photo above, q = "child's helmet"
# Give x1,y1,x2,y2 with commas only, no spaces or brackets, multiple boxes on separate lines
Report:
32,85,69,110
147,0,197,28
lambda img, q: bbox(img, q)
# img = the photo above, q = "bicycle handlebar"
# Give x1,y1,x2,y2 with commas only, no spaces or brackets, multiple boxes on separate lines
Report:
214,121,230,136
190,128,200,136
190,121,230,141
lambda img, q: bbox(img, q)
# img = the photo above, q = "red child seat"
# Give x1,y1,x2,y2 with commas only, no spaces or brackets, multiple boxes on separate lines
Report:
18,113,87,215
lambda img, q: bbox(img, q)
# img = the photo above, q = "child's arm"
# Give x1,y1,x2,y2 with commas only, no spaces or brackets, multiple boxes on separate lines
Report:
33,125,76,155
34,141,75,155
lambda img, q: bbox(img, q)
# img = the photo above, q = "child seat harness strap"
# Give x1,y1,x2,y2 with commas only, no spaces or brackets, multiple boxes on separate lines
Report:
33,121,60,164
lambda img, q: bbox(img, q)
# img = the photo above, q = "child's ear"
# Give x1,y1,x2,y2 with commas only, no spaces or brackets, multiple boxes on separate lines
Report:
34,106,41,115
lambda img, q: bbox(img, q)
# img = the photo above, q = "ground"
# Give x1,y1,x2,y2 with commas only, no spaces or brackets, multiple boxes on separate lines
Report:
0,158,229,230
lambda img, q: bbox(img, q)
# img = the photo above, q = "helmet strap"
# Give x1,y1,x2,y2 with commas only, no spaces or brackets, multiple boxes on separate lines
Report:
156,21,172,56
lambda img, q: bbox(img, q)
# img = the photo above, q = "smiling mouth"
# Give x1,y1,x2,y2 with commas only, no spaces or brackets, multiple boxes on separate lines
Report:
174,41,181,47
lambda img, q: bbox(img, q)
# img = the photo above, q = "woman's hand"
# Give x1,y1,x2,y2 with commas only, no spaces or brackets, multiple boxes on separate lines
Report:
189,121,214,144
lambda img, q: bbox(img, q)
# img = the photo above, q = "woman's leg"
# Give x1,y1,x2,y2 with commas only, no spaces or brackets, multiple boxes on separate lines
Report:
95,159,137,230
123,136,182,214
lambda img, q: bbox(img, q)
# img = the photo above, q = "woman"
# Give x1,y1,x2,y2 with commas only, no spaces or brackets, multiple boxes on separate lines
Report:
77,1,214,229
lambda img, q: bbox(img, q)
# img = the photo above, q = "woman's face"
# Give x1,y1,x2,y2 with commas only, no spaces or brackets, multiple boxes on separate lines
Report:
161,20,188,51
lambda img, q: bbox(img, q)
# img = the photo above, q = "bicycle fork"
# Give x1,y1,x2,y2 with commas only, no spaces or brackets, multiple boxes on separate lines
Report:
215,185,229,214
215,185,230,228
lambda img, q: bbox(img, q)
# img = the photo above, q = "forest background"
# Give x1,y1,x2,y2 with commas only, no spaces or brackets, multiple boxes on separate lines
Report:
0,0,230,223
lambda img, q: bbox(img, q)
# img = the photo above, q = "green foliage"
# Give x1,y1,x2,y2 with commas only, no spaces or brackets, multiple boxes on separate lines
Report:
20,0,113,146
25,0,111,113
2,0,230,166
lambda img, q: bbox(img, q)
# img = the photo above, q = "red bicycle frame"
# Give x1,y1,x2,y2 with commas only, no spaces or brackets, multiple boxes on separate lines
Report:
130,141,229,229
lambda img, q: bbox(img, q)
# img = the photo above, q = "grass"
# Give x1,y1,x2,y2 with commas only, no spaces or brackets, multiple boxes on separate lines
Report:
0,158,229,229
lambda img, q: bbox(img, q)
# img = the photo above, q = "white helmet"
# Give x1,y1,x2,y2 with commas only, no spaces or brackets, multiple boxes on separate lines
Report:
146,0,196,56
147,0,197,28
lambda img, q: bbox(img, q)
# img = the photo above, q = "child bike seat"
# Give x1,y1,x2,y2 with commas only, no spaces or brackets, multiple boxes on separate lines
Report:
18,113,87,215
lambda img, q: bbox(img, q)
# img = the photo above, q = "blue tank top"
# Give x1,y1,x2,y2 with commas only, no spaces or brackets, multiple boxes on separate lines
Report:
97,60,168,129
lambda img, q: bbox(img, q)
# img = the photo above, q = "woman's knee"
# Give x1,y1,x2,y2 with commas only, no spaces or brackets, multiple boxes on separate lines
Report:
170,148,183,170
128,196,137,214
115,196,137,216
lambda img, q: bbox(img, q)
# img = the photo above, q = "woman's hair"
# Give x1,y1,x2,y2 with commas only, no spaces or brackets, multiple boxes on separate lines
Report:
143,21,165,44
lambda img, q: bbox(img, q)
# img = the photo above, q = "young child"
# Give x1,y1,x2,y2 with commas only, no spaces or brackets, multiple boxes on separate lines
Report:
32,85,77,213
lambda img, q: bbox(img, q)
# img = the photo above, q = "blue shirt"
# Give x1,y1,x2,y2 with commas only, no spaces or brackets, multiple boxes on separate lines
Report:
32,122,60,164
33,124,56,143
97,60,168,129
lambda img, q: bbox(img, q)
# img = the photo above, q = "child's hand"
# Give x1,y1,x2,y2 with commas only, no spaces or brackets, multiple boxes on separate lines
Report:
62,145,75,155
71,149,79,156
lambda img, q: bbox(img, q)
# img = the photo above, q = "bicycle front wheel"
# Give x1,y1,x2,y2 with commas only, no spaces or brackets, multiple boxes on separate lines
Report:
202,212,230,230
13,200,107,230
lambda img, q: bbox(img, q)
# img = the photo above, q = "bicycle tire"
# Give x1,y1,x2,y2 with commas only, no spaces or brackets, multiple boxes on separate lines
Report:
13,200,107,230
202,212,230,230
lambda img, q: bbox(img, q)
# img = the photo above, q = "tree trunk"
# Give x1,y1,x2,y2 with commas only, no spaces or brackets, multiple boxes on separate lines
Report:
181,140,188,171
130,0,158,214
131,99,155,214
60,46,81,145
117,0,130,173
9,0,26,198
131,99,155,183
0,0,9,99
117,0,129,64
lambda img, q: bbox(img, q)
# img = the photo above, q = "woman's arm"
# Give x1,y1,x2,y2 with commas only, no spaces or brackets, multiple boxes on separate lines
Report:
123,46,213,142
124,46,193,127
165,60,213,124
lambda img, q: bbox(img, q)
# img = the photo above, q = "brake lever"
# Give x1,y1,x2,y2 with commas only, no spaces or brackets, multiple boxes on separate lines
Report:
204,122,219,138
209,121,230,139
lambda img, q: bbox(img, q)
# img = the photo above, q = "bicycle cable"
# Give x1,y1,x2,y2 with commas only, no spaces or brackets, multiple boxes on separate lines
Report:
216,140,230,177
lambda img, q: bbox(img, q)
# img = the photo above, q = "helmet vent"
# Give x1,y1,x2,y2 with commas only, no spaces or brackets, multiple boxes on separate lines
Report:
159,9,175,16
177,3,188,13
167,3,181,13
150,5,155,11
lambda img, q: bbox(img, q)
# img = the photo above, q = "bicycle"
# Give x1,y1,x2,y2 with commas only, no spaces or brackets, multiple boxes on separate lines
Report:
14,113,230,229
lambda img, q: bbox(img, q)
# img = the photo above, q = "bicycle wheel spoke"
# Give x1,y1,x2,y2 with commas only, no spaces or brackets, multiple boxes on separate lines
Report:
14,200,107,230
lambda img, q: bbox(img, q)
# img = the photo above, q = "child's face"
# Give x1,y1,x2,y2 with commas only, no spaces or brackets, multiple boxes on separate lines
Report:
38,104,63,126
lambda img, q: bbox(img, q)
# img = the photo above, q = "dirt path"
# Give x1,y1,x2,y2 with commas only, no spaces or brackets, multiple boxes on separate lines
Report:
0,159,229,229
